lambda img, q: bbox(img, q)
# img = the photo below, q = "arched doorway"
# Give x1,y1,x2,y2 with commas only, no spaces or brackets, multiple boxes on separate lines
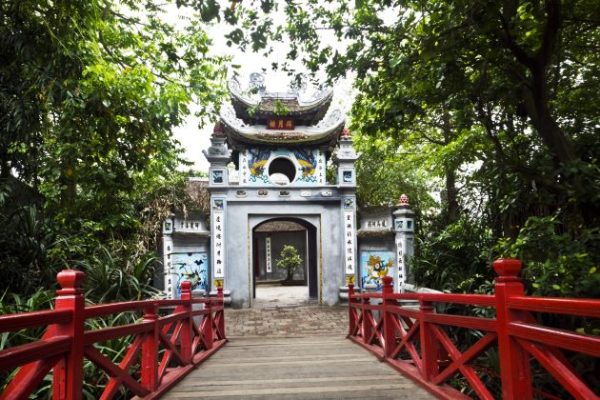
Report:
252,217,318,306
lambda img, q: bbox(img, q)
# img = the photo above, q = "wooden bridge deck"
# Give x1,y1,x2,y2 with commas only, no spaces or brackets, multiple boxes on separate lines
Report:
162,335,435,399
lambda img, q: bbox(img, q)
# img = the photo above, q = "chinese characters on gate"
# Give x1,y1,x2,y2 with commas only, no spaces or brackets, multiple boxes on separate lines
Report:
365,219,388,229
266,118,295,130
265,237,272,273
344,211,355,274
212,201,225,278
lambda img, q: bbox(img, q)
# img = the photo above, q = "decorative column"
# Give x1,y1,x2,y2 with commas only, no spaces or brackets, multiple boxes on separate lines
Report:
393,194,415,292
337,128,359,297
203,123,231,187
336,128,358,187
162,215,177,299
203,123,231,293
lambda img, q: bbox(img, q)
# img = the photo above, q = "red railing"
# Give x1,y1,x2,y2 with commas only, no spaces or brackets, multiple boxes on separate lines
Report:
348,259,600,400
0,270,226,400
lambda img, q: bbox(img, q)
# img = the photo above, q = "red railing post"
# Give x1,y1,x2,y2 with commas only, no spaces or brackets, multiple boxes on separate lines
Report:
217,286,225,338
52,269,85,400
361,294,372,345
203,295,214,350
494,258,532,400
347,283,355,337
141,302,159,391
180,281,193,364
382,276,395,359
419,297,439,381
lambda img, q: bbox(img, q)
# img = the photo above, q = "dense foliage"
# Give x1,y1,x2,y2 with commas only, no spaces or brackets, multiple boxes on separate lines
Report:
1,0,598,396
0,0,226,297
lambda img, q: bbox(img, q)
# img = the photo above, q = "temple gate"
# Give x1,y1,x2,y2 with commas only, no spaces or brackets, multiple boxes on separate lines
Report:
200,74,355,308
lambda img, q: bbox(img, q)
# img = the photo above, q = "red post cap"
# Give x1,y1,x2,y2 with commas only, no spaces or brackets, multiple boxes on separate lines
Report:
181,281,192,292
382,276,393,295
57,269,85,294
493,258,522,280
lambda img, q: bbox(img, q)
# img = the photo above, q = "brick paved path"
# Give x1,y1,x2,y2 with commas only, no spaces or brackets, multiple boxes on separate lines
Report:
225,305,348,337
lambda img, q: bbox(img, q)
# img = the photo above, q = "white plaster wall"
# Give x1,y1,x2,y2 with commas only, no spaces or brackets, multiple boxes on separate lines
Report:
224,202,343,308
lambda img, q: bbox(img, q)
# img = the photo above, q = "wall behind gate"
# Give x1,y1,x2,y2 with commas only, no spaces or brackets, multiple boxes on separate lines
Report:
255,231,307,282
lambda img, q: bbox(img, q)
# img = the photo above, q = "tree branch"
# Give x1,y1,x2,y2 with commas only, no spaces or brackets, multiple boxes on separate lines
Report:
537,0,561,68
497,10,536,69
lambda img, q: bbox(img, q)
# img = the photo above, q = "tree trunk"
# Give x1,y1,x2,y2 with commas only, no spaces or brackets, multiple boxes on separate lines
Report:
445,165,459,223
442,112,459,223
522,66,577,166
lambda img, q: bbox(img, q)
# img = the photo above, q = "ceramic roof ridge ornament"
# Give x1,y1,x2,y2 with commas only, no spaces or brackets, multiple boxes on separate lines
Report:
228,74,333,107
398,194,410,206
212,121,226,138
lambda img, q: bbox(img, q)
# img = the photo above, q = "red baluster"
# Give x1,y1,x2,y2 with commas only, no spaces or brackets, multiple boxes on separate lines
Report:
347,283,355,337
53,269,85,400
362,294,372,344
419,298,439,381
494,258,532,400
204,295,214,350
382,276,395,359
180,281,193,364
217,286,225,339
141,302,158,391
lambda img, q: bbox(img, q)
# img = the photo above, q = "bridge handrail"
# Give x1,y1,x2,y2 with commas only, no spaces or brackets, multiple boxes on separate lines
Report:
506,296,600,318
350,292,497,307
0,270,226,400
347,258,600,400
0,309,73,333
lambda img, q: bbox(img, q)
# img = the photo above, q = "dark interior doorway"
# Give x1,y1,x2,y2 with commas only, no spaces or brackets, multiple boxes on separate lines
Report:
252,218,318,303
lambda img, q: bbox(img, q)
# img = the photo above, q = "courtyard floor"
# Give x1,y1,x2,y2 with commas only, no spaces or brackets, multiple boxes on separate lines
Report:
253,284,311,308
227,283,347,337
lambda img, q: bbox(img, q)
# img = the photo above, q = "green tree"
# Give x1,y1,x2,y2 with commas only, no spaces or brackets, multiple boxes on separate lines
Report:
0,0,227,296
276,244,303,282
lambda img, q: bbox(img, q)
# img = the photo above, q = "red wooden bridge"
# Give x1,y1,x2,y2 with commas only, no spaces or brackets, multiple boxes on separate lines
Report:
0,259,598,399
0,271,226,399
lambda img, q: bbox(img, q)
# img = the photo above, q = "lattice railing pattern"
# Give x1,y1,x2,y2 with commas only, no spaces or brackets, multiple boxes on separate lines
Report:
348,259,600,400
0,272,226,400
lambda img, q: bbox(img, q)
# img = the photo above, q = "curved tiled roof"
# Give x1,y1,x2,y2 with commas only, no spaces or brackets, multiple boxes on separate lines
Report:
228,78,333,125
219,102,344,147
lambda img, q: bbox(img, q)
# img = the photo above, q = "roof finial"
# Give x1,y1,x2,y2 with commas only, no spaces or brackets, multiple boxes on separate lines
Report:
398,194,409,206
213,121,225,137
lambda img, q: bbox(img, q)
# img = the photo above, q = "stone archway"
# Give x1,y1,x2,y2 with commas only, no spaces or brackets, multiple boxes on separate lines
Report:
251,216,319,306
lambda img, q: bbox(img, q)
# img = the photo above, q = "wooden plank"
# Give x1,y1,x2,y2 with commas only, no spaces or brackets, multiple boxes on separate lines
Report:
162,336,435,399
